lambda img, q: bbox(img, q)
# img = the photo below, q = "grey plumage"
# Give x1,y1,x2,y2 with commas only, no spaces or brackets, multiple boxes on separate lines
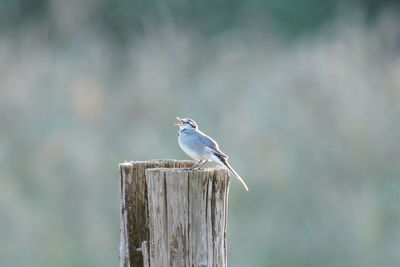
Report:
175,117,249,191
179,128,225,156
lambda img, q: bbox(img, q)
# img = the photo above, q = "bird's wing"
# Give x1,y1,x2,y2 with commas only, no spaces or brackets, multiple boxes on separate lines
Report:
182,129,228,158
213,150,227,158
197,130,228,158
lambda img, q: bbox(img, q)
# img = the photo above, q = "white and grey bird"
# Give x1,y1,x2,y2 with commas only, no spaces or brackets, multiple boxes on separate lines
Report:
175,117,249,191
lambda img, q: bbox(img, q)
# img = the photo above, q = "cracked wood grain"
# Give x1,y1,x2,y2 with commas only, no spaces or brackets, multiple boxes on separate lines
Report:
119,160,230,267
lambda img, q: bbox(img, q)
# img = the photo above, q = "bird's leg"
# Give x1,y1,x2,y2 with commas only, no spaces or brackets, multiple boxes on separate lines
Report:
195,160,208,170
193,160,201,168
191,160,203,169
185,160,202,170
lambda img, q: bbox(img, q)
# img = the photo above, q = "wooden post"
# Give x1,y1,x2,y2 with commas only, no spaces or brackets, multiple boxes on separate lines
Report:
119,160,230,267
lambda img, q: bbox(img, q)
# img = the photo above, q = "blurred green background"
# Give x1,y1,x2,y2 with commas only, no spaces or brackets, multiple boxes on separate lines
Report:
1,0,400,266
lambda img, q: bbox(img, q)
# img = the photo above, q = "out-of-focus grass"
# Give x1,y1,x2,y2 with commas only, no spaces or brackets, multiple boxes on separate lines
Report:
0,5,400,267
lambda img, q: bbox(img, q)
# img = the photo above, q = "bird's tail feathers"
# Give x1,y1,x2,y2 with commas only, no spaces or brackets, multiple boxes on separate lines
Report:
225,162,249,191
213,153,249,191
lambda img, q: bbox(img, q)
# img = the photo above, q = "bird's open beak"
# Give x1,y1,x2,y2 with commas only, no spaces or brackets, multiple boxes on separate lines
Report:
174,117,183,126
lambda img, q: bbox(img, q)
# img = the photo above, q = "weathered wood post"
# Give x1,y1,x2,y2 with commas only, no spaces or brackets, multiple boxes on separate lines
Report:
119,159,230,267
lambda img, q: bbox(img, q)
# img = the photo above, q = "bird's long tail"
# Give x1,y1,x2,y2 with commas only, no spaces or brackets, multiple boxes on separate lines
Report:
213,153,249,191
225,162,249,191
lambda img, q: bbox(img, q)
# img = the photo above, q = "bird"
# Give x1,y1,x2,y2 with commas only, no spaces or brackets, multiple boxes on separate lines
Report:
175,117,249,191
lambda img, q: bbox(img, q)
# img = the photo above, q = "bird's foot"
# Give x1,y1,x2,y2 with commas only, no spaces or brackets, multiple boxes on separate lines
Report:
183,160,207,171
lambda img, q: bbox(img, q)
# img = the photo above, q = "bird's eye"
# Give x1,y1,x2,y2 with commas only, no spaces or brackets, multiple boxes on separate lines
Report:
188,120,197,128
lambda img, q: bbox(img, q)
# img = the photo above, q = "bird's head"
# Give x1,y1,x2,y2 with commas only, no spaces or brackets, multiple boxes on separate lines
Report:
175,117,198,130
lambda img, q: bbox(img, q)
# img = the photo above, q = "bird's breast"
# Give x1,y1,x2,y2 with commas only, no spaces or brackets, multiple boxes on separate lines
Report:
178,134,208,160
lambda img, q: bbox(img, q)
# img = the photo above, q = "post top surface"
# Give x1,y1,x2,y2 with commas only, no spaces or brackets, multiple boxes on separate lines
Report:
146,166,227,173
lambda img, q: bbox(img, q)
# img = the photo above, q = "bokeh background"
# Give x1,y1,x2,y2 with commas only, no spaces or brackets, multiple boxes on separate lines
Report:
1,0,400,266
